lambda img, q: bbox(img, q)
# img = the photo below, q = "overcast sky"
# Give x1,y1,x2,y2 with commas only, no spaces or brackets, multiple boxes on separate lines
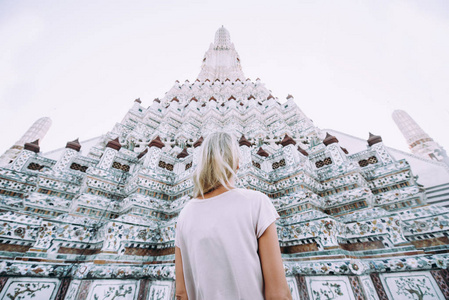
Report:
1,0,448,155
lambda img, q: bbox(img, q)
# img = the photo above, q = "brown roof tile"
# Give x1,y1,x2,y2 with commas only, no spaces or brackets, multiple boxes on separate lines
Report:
323,132,339,146
148,136,165,149
66,138,81,152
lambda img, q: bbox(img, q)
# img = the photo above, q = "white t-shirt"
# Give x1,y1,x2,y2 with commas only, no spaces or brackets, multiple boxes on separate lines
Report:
175,188,280,300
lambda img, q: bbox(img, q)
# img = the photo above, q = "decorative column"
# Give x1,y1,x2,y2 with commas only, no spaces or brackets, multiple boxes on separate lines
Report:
97,138,121,170
238,135,252,169
280,134,299,169
257,147,271,172
297,144,312,171
52,139,81,172
367,133,394,164
132,98,142,111
323,132,347,166
175,148,189,174
143,136,165,169
9,140,40,172
192,136,203,166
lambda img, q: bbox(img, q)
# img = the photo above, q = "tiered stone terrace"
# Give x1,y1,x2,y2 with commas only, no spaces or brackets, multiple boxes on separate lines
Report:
0,26,448,300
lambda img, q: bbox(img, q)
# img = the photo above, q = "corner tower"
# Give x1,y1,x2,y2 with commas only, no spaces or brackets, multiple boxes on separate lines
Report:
0,117,52,166
392,109,448,163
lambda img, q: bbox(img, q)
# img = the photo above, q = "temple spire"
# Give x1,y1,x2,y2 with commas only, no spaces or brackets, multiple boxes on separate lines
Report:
393,109,448,163
214,26,232,49
197,26,245,81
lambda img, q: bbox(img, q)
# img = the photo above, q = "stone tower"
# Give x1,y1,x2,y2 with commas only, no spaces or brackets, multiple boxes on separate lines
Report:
0,116,52,166
392,109,448,163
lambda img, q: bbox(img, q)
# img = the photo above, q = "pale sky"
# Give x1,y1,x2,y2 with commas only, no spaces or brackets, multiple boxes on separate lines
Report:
1,0,448,155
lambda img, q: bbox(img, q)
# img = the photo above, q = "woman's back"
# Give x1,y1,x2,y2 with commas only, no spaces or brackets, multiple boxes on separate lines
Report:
175,188,279,299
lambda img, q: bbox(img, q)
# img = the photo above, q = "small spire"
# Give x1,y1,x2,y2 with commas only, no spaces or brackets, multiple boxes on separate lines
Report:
214,26,232,49
257,147,269,157
24,139,40,153
323,132,339,146
239,135,251,147
177,148,189,159
106,137,122,151
134,98,141,103
341,147,349,154
367,132,382,146
280,134,296,147
66,138,81,152
148,136,165,149
194,136,204,148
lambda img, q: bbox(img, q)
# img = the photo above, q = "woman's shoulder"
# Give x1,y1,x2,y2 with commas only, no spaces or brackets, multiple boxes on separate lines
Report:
233,188,269,201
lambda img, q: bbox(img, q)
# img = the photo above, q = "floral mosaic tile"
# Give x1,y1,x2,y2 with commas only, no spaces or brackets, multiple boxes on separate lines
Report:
147,280,173,300
0,277,60,300
379,271,445,300
85,280,139,300
306,276,356,300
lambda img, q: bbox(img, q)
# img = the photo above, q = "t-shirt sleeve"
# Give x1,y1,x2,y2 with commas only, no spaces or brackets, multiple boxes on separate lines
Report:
174,211,183,249
256,194,280,238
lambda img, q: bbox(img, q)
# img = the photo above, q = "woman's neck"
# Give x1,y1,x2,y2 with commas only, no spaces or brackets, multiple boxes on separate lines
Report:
201,184,235,199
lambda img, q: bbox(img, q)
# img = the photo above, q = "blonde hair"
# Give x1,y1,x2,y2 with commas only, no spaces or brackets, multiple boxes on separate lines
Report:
192,132,240,198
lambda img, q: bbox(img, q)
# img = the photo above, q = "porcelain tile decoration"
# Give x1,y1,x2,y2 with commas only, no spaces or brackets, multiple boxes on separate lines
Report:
0,27,448,298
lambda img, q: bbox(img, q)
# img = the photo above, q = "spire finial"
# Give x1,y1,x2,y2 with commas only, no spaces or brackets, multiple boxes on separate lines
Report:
197,26,245,81
323,132,339,146
24,139,40,153
66,138,81,152
367,132,382,146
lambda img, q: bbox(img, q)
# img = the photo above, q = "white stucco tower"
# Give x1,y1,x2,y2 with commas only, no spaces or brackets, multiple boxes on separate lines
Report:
392,109,447,163
0,117,52,166
197,26,245,81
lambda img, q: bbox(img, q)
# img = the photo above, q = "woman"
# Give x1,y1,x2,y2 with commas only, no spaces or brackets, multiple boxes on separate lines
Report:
175,132,292,300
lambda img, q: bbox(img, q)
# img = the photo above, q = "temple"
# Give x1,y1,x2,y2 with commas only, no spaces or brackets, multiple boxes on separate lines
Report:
1,27,449,299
